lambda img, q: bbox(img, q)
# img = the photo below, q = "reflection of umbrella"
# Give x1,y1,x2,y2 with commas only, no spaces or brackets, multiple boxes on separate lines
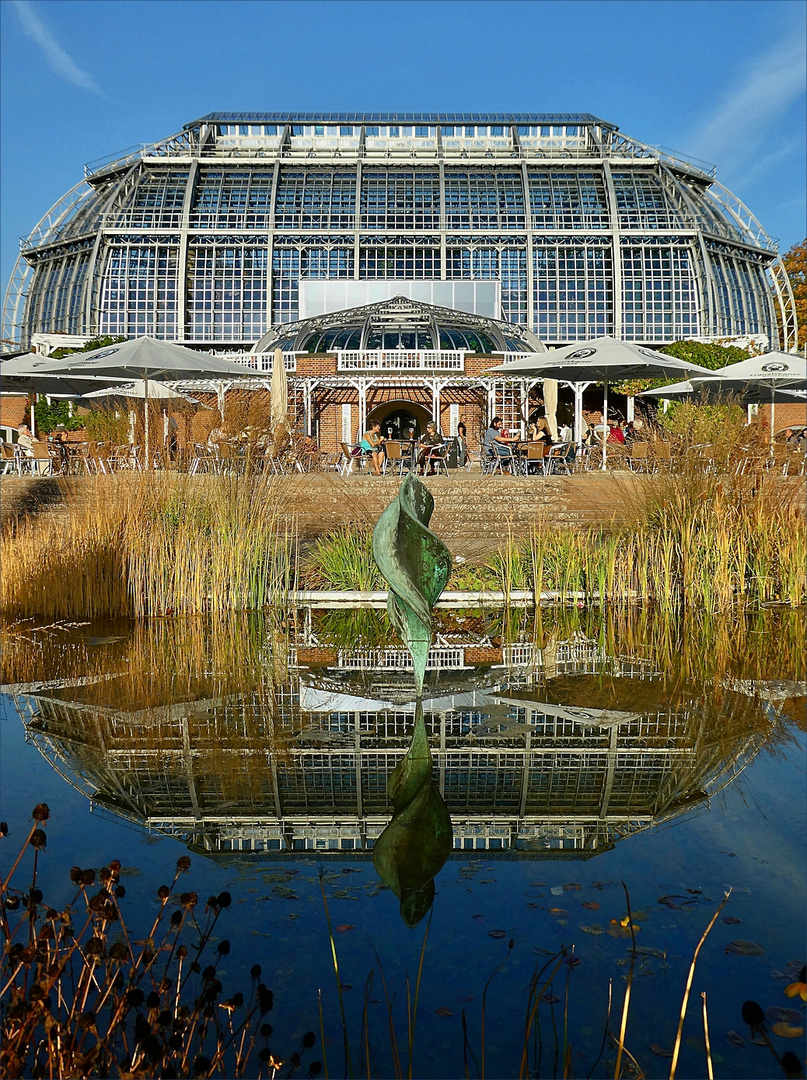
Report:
20,337,249,467
497,696,641,729
543,378,559,441
488,337,715,467
270,347,288,429
643,352,807,448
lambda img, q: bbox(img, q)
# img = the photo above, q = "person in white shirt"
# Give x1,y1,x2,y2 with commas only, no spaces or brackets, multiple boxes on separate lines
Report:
17,424,35,455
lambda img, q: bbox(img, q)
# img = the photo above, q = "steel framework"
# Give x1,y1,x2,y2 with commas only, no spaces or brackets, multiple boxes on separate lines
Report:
3,113,797,351
8,631,772,857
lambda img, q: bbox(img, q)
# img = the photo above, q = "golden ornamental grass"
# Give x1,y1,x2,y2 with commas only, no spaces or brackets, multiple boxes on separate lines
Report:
2,440,804,619
1,471,295,621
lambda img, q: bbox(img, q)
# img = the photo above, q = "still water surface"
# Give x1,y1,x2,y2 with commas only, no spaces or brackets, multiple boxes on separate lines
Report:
1,608,805,1078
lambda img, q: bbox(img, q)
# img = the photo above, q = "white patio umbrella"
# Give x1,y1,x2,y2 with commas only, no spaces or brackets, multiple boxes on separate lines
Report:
82,379,200,402
2,353,130,396
487,337,716,467
17,337,250,467
642,352,807,447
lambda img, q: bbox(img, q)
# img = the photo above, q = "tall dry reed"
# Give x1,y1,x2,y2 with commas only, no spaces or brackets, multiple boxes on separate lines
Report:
1,471,295,620
467,440,806,611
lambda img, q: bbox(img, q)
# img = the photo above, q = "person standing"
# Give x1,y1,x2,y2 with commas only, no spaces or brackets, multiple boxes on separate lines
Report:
455,421,468,468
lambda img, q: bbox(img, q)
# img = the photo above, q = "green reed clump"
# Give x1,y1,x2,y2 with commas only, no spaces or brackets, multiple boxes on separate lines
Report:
303,524,384,591
1,804,317,1080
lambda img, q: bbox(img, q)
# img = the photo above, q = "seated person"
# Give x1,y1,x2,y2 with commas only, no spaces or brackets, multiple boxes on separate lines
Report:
16,423,36,455
484,416,517,471
528,416,554,443
607,423,626,444
359,420,386,476
416,421,443,474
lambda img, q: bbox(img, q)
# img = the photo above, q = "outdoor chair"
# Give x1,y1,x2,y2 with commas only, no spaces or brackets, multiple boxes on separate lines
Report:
652,441,673,472
628,442,650,472
1,444,17,475
339,442,361,476
29,442,54,476
523,443,548,476
482,448,507,475
422,442,450,478
382,440,409,476
544,442,575,475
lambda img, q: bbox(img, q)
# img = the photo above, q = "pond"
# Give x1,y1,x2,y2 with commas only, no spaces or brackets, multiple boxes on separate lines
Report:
1,606,805,1079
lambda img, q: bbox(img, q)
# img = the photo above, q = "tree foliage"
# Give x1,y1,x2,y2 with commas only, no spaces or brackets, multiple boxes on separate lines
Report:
658,340,749,370
32,398,85,434
615,340,749,396
49,334,126,359
782,238,806,350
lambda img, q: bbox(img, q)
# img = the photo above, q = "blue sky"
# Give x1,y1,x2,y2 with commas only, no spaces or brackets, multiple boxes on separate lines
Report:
1,0,805,308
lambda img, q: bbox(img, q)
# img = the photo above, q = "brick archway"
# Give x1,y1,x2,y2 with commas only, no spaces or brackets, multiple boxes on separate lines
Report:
366,399,432,441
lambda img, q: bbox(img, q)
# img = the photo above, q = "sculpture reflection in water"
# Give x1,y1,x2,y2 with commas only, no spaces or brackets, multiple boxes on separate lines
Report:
371,474,454,925
4,604,804,867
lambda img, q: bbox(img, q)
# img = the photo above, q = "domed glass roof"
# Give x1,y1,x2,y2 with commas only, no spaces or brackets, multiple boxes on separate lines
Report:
253,295,545,354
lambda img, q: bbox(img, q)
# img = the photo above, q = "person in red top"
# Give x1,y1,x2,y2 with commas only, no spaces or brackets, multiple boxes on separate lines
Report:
607,424,626,444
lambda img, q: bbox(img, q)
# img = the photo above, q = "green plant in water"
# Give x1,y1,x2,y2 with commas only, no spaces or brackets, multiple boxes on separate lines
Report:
304,525,383,591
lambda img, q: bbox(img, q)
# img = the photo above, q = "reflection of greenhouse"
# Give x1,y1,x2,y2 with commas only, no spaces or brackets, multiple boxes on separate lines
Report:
10,634,771,859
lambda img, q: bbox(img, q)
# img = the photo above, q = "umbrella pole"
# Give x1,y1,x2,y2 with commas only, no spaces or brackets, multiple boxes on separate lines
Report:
573,384,584,448
601,382,608,471
144,381,150,470
770,388,775,454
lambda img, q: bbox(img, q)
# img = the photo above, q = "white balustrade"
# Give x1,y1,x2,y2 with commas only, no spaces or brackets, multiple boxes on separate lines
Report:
337,349,466,371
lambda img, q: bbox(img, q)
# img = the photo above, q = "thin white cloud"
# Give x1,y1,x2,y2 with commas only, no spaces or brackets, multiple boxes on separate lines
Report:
11,0,104,96
683,31,806,179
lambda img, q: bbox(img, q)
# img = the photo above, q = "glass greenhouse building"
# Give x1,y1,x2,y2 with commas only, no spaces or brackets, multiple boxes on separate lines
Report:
3,112,798,353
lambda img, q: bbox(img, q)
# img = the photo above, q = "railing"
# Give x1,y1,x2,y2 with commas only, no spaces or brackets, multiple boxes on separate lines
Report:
337,349,466,371
220,352,297,373
338,648,467,670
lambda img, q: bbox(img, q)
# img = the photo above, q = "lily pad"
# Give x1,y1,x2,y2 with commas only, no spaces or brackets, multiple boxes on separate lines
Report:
767,1007,803,1025
725,940,765,956
580,924,604,935
488,929,507,939
582,901,600,910
650,1044,673,1057
726,1030,745,1047
549,908,569,917
771,1022,804,1039
658,895,687,909
435,1006,453,1017
271,886,299,900
722,915,742,925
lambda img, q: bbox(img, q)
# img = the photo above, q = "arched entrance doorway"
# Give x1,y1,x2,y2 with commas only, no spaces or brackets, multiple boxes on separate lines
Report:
366,400,432,441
